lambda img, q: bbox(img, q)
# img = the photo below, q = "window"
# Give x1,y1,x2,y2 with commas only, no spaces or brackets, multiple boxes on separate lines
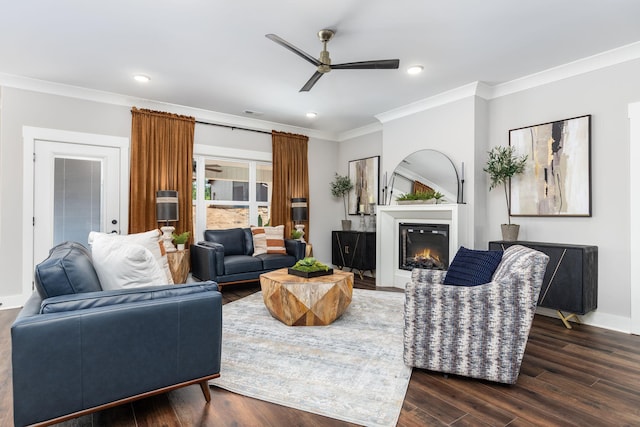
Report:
192,156,272,237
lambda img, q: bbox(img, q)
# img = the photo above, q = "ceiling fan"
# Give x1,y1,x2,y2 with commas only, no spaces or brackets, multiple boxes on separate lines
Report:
265,29,400,92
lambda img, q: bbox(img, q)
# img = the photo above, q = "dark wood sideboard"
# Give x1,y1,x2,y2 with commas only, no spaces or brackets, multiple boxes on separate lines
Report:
332,231,376,279
489,240,598,329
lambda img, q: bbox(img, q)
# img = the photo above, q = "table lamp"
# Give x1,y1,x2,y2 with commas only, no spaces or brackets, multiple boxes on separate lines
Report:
156,190,179,252
291,197,308,243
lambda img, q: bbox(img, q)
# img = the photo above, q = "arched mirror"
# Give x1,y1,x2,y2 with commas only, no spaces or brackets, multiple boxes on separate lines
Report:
388,149,460,204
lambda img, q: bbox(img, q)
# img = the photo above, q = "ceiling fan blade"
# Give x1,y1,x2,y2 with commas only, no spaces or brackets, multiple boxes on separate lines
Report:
331,59,400,70
265,34,320,67
300,71,324,92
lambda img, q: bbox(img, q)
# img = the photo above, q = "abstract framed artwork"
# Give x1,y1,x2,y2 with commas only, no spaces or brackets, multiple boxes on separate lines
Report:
348,156,380,215
509,115,591,217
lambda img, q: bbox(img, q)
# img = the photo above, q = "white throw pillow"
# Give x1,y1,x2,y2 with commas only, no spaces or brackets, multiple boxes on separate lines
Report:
91,235,167,290
88,229,173,284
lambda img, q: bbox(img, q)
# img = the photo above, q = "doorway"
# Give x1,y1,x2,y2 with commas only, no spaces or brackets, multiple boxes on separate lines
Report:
22,127,129,302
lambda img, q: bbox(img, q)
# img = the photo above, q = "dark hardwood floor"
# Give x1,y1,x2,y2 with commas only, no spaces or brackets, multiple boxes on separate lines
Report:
2,278,640,426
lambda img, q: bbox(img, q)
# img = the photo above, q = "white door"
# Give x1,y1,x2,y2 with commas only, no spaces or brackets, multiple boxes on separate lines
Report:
33,140,122,266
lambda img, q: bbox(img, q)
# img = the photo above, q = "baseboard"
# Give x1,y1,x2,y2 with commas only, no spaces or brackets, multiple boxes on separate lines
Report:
536,307,632,334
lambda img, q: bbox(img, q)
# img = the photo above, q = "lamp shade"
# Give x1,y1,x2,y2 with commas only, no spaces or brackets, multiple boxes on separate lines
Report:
291,197,308,221
156,190,179,222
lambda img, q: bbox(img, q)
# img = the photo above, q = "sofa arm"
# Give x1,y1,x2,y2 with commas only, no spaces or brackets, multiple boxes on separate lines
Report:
285,239,306,260
12,287,222,427
191,242,225,281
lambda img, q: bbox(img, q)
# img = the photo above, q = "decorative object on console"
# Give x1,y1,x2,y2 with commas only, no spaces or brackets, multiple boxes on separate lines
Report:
484,146,527,241
156,190,179,252
348,156,379,215
291,197,308,242
172,231,190,251
509,115,591,217
396,189,445,204
330,173,354,230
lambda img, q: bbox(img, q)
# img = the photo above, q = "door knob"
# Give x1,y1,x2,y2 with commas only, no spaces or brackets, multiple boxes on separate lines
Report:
112,219,118,225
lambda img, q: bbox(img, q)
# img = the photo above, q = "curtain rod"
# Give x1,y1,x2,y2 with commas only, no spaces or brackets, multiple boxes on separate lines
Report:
195,120,271,135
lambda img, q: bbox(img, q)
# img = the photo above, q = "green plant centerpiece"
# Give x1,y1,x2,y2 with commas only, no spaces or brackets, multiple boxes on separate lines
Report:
172,231,190,245
330,173,354,230
288,257,333,278
396,189,445,203
291,229,304,240
483,145,527,240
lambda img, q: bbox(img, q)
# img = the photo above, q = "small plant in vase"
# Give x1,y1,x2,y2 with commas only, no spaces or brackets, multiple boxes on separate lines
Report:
484,146,527,241
172,231,190,251
330,173,354,230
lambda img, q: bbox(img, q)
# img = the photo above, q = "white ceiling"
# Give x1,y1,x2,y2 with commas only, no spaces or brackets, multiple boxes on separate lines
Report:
2,1,640,136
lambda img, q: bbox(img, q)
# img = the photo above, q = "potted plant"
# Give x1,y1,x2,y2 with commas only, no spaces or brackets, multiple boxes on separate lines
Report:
172,231,190,251
330,173,354,230
396,189,445,204
483,146,527,241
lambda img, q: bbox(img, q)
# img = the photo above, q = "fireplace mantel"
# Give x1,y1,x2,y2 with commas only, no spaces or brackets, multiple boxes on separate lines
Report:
375,204,470,288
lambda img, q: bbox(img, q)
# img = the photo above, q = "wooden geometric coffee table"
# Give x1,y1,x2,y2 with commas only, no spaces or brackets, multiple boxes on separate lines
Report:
259,268,354,326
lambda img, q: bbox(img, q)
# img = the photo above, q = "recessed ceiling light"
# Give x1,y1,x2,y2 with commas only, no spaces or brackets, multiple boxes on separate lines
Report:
306,112,317,119
133,74,151,83
407,65,424,75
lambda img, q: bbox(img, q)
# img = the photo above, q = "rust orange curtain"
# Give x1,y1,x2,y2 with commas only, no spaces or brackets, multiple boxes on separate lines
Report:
271,131,309,241
129,107,195,244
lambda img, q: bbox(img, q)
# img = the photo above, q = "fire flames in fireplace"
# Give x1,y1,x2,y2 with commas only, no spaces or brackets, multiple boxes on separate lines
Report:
406,248,446,270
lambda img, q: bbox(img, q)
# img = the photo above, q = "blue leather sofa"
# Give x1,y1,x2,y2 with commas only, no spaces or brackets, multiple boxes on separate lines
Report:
190,227,306,288
11,242,222,427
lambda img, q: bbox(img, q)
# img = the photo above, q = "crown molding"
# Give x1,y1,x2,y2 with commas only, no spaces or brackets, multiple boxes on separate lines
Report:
375,82,488,124
0,72,335,141
489,40,640,99
337,121,382,142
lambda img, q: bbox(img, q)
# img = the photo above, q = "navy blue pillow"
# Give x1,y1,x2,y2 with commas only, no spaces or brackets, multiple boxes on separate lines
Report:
443,247,503,286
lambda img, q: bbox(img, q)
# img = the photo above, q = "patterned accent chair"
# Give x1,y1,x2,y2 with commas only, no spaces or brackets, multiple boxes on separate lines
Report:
403,245,549,384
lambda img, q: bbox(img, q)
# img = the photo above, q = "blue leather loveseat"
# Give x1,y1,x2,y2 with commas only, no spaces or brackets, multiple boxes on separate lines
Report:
11,241,222,427
190,227,306,289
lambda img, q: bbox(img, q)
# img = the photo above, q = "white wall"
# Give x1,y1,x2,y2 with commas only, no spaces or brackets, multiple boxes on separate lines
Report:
308,136,341,263
486,58,640,329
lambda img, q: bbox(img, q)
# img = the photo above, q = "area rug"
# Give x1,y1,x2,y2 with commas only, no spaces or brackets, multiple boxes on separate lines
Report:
209,289,411,427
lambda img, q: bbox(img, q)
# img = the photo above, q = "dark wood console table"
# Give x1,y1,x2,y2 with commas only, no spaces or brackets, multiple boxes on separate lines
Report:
489,241,598,329
332,231,376,279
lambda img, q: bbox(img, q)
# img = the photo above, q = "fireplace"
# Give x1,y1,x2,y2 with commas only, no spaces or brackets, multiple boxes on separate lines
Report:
399,223,449,271
376,204,469,288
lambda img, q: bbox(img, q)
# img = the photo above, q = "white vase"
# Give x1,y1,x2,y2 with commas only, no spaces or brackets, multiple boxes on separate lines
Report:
177,243,185,251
